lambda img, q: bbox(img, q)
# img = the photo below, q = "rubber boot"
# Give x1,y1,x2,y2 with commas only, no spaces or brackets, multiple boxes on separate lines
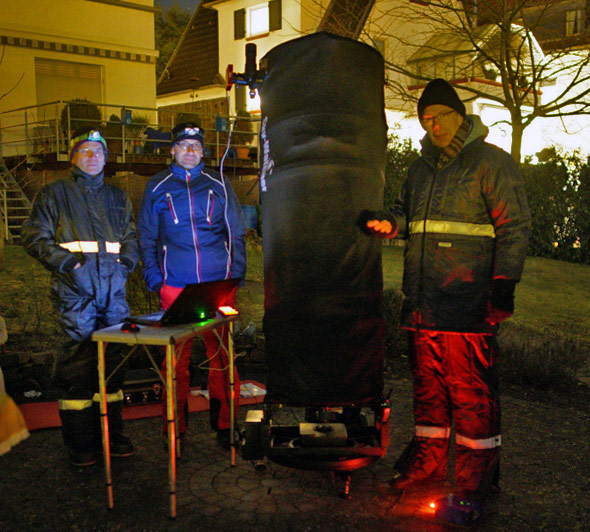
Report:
58,405,99,467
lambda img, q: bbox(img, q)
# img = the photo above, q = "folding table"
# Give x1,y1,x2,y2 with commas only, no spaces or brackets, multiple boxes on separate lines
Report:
92,313,239,518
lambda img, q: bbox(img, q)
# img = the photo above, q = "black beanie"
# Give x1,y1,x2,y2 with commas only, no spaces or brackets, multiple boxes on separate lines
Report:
417,79,466,120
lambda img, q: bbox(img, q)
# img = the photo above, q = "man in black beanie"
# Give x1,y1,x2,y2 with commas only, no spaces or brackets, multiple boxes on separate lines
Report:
363,79,531,512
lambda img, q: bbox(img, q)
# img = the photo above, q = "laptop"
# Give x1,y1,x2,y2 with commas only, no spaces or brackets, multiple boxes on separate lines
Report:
127,278,241,327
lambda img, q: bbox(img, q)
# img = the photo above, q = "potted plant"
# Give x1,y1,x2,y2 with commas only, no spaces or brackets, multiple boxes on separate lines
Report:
232,110,254,159
126,114,149,154
60,99,102,138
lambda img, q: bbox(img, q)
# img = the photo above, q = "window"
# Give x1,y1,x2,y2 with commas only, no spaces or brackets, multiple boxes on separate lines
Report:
566,9,586,36
35,58,103,111
248,4,269,37
234,0,281,40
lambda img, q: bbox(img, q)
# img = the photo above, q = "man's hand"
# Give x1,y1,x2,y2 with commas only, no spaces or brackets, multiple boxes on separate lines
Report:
366,219,394,236
359,210,398,238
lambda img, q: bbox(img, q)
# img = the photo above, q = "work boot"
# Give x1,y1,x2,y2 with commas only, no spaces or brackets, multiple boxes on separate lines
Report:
67,446,98,467
95,397,134,458
59,403,99,467
389,436,448,491
109,433,134,457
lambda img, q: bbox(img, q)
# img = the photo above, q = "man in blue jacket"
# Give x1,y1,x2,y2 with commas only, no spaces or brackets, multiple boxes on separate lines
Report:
138,122,246,448
22,127,139,466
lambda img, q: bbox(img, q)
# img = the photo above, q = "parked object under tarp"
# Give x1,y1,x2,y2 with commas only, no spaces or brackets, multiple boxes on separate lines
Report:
259,32,388,405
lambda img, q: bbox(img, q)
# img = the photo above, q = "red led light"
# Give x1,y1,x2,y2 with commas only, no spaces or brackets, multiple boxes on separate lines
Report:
429,501,437,509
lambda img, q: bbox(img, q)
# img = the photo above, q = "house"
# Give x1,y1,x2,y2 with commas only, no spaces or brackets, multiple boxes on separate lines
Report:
158,0,590,159
0,0,159,157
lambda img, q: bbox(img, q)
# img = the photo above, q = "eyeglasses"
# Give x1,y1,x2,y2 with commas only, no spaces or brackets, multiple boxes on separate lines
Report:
176,142,203,153
76,148,105,158
421,109,456,127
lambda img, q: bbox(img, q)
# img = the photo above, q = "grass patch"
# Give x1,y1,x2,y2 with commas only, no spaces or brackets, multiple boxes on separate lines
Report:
2,240,589,392
381,243,590,390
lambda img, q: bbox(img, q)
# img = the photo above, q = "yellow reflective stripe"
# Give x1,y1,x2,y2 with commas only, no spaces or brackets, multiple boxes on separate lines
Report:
409,220,496,238
105,241,121,254
456,433,502,449
415,425,451,439
58,399,93,410
59,241,99,253
92,390,124,403
59,241,121,254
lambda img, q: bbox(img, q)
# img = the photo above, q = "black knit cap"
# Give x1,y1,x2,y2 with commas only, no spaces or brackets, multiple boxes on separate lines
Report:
417,78,466,120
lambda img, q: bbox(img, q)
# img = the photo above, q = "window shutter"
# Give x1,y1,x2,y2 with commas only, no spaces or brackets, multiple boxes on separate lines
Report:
269,0,282,31
234,9,245,40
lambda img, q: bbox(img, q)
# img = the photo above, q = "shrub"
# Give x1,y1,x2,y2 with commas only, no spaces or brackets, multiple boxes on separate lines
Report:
498,322,589,391
60,99,102,135
383,288,409,377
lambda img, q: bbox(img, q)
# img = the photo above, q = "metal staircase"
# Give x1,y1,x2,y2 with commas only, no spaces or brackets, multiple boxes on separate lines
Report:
316,0,376,40
0,159,32,244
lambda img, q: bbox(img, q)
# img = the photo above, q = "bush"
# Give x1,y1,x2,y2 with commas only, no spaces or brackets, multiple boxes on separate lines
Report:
60,99,102,135
383,288,409,377
498,322,589,391
384,132,419,211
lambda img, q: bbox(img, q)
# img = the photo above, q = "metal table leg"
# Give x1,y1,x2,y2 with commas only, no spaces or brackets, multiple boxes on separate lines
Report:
97,340,113,509
165,343,177,518
228,322,236,466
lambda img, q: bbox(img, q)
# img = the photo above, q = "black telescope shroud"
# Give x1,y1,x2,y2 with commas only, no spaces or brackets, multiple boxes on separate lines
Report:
259,32,388,405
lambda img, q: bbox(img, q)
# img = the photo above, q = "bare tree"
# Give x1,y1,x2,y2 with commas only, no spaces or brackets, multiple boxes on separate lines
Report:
356,0,590,161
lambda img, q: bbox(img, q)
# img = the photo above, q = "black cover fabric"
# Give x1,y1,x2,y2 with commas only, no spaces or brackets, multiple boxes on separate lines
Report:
259,32,388,405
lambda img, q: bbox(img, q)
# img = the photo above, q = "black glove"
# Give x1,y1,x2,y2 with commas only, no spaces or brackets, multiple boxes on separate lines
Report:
152,282,163,294
490,279,517,313
119,257,134,272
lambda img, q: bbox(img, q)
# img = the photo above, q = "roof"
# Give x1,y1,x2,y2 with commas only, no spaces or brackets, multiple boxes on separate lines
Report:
407,23,544,65
157,5,222,96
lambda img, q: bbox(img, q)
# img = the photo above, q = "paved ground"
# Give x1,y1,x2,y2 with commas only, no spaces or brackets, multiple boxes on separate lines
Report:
1,376,589,532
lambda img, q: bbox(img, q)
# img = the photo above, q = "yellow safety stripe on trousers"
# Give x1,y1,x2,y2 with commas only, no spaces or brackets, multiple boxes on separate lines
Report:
58,398,93,410
408,220,496,238
415,425,451,439
456,433,502,449
58,390,124,410
59,241,121,253
92,390,125,403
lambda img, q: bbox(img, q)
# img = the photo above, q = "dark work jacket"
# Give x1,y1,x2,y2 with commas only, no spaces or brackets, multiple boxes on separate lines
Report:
391,115,531,333
21,168,139,341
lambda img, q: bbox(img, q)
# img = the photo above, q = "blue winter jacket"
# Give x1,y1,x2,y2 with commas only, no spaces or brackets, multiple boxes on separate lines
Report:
138,161,246,290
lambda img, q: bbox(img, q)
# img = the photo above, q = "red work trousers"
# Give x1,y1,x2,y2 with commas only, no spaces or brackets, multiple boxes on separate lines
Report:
404,330,501,492
159,284,240,434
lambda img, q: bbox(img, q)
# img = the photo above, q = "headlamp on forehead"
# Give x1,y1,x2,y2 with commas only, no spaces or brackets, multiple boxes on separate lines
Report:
69,128,108,161
171,122,205,146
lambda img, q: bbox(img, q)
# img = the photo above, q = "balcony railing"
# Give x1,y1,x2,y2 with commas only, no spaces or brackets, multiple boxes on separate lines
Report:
0,100,260,167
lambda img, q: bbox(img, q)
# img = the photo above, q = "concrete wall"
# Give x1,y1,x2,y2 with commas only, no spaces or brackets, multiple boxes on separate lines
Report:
0,0,158,113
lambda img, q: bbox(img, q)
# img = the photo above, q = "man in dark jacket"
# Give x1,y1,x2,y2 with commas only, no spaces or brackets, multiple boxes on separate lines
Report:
137,122,246,448
365,79,531,504
22,127,139,466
